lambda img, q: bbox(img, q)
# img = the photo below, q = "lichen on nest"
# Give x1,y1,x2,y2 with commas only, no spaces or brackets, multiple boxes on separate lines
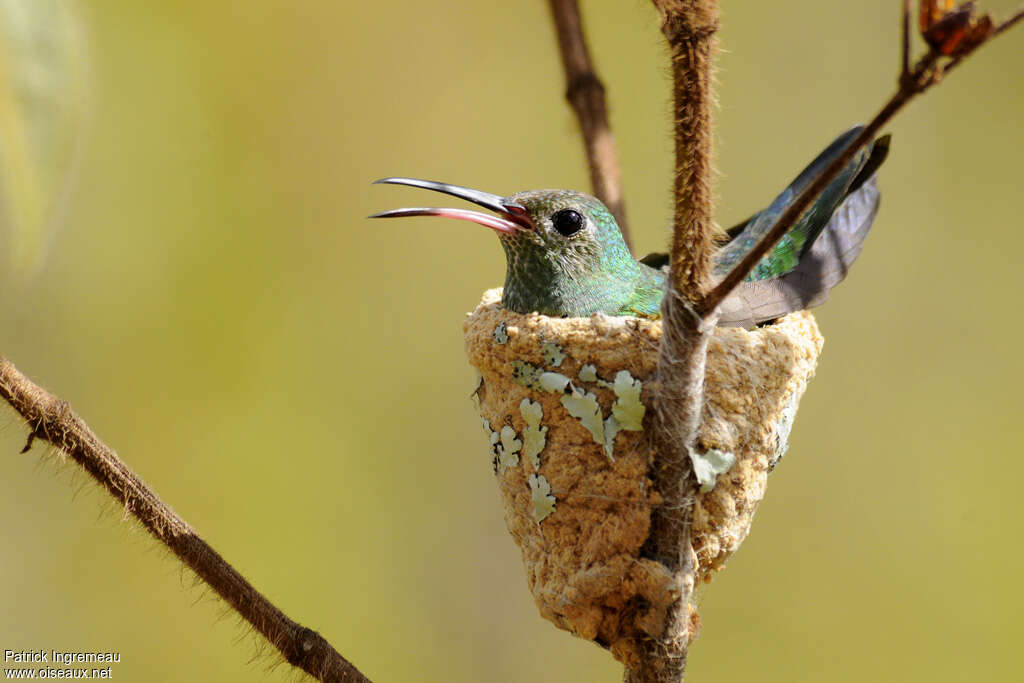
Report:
464,288,823,667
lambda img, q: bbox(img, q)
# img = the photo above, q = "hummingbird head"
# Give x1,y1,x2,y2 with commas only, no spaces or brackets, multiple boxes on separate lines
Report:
370,178,643,316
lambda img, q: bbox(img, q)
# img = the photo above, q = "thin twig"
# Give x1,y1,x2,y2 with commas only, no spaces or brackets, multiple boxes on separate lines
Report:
902,0,913,80
0,356,370,683
700,89,908,316
700,2,1023,317
546,0,632,248
944,4,1024,76
993,5,1024,37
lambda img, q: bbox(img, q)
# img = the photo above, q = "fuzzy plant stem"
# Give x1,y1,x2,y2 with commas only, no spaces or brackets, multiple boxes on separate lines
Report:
630,3,1024,682
628,2,721,682
547,0,633,248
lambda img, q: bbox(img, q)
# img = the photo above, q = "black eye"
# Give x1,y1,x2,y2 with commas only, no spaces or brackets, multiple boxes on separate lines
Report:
551,209,585,237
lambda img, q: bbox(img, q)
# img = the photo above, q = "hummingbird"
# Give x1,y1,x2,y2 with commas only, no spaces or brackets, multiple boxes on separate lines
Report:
370,126,890,327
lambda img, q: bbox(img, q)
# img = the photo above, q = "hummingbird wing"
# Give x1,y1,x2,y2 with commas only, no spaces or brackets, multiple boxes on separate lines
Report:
720,132,888,242
638,130,889,327
717,172,881,328
714,128,889,327
713,126,872,281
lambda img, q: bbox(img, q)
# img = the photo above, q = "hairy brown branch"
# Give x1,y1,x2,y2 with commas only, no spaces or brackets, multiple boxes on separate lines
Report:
700,2,1024,317
655,0,720,301
630,295,717,683
0,356,369,683
547,0,632,248
629,2,720,681
902,0,913,79
630,2,1024,682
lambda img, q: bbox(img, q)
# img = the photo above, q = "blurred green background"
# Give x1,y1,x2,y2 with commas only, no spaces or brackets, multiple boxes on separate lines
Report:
1,1,1022,681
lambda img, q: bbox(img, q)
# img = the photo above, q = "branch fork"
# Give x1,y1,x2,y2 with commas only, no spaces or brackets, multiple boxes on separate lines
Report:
548,1,1023,681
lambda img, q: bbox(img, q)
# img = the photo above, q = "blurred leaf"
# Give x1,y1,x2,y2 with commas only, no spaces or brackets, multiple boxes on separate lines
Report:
0,0,88,278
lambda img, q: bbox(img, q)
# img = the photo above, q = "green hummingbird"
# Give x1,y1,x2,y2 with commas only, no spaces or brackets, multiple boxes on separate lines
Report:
370,126,890,327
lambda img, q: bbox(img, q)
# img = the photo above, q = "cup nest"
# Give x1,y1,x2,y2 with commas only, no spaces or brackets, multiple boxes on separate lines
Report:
464,288,823,667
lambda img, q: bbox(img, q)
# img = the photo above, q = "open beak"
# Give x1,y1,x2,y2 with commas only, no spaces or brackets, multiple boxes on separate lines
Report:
368,177,533,235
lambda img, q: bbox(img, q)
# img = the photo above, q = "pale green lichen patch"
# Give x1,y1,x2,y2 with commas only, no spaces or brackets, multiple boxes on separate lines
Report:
560,389,605,448
493,322,509,344
482,418,501,471
769,390,800,471
541,342,566,367
690,447,736,493
528,473,556,523
512,361,573,395
496,425,522,474
578,364,599,383
511,361,544,390
602,414,621,459
577,363,611,388
538,371,571,394
519,399,548,469
510,360,635,462
611,371,645,431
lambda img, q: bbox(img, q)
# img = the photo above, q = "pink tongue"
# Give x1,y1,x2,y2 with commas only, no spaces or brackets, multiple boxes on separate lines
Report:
376,207,521,234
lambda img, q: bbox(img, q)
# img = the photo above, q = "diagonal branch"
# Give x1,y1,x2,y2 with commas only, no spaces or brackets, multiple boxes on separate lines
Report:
944,5,1024,76
699,2,1024,318
0,356,370,683
994,5,1024,36
700,90,909,316
546,0,632,248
